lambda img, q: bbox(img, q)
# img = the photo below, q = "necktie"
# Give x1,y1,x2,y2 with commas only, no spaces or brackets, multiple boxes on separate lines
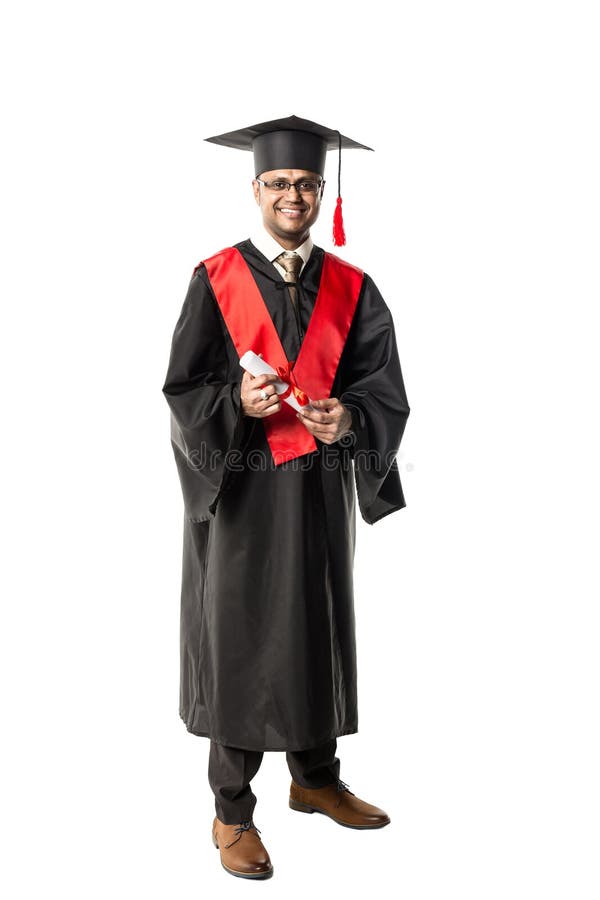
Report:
276,252,303,310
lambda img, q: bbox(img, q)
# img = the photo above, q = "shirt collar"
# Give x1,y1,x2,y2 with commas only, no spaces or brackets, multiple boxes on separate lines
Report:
250,227,314,269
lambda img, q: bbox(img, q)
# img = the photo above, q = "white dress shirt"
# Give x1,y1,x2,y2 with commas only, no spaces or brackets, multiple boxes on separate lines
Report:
250,228,314,278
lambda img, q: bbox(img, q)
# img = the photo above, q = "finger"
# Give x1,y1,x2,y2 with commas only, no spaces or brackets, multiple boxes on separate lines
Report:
251,372,279,384
262,399,281,416
250,368,278,379
311,397,339,410
309,423,336,436
302,397,344,416
298,409,332,424
296,415,333,436
304,426,335,442
242,369,262,384
255,385,278,401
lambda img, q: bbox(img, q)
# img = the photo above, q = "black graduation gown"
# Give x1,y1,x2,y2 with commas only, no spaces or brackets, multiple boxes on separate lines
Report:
162,239,410,751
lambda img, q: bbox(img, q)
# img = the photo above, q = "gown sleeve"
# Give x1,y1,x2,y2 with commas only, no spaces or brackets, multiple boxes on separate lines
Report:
338,273,410,525
162,266,255,522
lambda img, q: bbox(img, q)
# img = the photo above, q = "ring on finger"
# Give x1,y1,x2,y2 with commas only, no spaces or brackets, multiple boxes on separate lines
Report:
259,388,269,401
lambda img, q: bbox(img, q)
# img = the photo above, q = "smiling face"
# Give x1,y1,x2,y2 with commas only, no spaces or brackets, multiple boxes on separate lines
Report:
252,169,324,250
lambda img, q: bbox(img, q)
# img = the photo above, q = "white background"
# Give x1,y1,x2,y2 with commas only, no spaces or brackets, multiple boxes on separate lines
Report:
2,1,598,897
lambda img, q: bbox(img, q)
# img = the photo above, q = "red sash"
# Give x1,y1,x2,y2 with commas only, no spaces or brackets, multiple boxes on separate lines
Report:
200,247,363,465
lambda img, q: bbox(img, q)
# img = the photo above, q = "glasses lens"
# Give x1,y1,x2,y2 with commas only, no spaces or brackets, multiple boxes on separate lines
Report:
298,181,320,194
262,180,321,193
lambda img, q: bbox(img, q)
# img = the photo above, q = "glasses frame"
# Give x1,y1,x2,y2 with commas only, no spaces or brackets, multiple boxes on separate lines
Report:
255,177,325,195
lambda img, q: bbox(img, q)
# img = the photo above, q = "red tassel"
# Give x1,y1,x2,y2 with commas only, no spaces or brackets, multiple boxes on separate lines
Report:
333,195,346,247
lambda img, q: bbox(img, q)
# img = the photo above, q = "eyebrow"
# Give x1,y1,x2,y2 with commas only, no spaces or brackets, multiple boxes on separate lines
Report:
270,174,320,181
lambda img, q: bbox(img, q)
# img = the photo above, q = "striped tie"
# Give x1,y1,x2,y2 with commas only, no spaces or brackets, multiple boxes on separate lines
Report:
276,252,303,310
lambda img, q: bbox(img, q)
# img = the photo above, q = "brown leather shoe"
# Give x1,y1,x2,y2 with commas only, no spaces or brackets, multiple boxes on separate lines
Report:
211,817,273,879
289,779,390,829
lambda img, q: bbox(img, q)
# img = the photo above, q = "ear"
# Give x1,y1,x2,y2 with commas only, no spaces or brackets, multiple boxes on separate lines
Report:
252,179,261,205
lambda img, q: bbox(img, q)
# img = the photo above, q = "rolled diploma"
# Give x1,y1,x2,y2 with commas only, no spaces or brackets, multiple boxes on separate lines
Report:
239,350,315,413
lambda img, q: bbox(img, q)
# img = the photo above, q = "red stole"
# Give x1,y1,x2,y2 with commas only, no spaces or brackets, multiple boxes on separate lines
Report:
200,247,363,465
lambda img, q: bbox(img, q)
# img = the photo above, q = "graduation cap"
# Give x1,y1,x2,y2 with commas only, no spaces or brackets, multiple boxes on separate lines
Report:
204,115,373,247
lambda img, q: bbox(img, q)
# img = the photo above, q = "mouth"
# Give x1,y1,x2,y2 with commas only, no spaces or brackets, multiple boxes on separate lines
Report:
276,206,307,219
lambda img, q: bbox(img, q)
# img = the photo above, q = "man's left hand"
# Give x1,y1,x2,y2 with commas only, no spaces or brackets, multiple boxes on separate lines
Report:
296,397,353,445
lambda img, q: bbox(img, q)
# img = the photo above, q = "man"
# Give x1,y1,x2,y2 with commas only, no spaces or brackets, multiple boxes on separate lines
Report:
162,115,410,880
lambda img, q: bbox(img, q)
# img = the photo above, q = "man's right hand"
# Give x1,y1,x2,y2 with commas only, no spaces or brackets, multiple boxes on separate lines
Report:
241,367,282,418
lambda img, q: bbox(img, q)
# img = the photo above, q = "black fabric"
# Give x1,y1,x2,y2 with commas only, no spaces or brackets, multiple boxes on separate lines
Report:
285,738,341,789
208,739,340,824
162,239,410,751
204,114,373,159
204,115,373,179
208,742,263,825
253,129,327,177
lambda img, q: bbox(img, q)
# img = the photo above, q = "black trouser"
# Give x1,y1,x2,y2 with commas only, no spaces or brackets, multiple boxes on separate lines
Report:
208,738,341,824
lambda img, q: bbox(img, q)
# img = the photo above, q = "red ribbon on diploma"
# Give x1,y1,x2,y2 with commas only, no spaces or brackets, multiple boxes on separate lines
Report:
276,360,310,407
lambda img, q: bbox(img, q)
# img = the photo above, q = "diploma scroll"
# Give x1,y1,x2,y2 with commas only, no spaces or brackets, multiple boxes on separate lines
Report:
239,350,315,413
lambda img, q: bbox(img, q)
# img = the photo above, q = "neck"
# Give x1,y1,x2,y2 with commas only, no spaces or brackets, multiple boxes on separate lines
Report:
265,225,310,252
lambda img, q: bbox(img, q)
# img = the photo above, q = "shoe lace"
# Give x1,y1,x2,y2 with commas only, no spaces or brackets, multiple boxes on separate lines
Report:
224,819,261,849
336,779,353,794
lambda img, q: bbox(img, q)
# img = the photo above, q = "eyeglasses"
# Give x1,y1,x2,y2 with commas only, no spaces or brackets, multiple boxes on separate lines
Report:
255,178,324,195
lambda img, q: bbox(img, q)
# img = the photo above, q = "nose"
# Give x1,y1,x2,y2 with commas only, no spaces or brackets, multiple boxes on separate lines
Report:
284,184,303,198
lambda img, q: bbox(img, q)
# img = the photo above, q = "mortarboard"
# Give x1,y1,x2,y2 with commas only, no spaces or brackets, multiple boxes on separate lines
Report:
204,115,373,247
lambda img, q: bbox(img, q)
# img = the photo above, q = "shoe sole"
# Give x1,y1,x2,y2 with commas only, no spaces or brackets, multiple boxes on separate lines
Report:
289,798,391,829
212,836,274,879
